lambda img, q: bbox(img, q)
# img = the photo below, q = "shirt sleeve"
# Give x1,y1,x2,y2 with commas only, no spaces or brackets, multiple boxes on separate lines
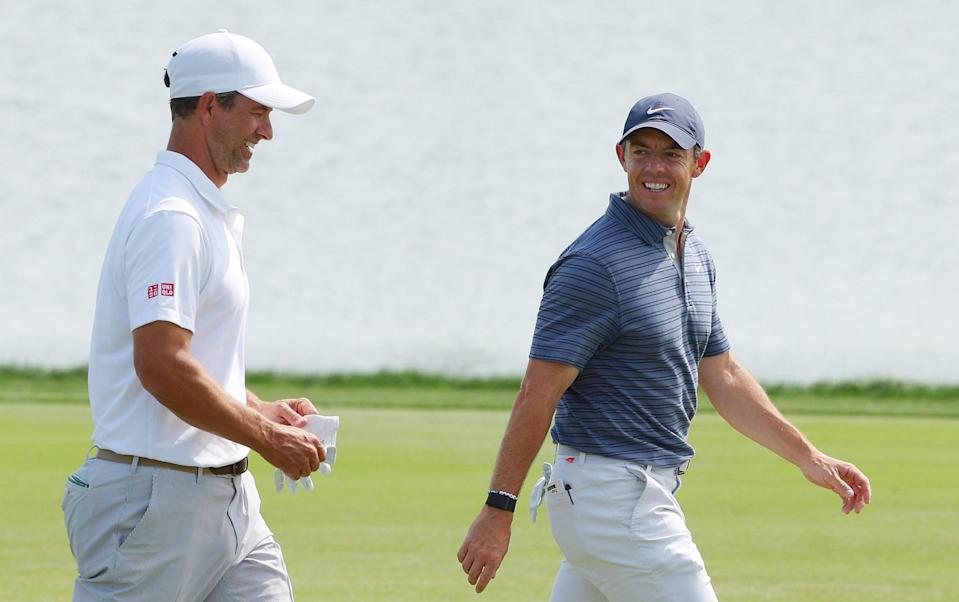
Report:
529,254,621,369
124,209,208,333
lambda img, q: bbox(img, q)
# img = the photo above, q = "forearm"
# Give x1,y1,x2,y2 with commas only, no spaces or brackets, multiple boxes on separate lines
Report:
457,359,578,593
700,352,872,513
137,349,271,450
700,354,816,466
488,360,577,495
489,391,557,495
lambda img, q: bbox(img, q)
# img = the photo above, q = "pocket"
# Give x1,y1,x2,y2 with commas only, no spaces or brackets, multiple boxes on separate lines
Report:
623,465,650,503
115,471,161,552
63,461,162,580
544,460,578,509
627,466,668,537
545,475,584,562
62,470,93,565
545,463,644,566
63,469,91,510
625,467,700,572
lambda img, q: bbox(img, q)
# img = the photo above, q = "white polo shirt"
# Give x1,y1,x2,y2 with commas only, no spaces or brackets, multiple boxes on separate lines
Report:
88,151,250,467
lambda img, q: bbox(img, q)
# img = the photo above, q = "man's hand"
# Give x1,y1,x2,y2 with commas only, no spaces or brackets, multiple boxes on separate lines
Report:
247,394,329,480
457,507,513,593
257,422,326,480
799,452,872,514
701,352,872,515
131,322,327,479
454,360,577,594
255,397,319,427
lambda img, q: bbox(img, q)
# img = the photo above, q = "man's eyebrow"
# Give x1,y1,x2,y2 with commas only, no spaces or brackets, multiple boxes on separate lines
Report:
629,142,684,151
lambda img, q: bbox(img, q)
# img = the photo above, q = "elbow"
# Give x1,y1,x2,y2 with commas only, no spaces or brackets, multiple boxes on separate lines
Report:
699,353,739,400
133,348,164,396
134,347,185,400
131,321,195,402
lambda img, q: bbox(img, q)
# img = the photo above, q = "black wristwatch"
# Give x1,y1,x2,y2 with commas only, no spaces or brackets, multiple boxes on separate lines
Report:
486,489,518,512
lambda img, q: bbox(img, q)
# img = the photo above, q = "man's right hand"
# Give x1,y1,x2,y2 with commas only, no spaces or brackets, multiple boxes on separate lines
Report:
457,506,513,593
257,422,326,479
455,360,577,594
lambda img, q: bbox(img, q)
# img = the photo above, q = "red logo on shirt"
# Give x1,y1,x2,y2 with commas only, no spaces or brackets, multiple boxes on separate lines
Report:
147,284,158,299
160,283,175,297
565,456,576,464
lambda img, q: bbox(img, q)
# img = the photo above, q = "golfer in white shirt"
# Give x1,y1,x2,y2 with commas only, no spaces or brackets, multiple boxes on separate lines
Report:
63,31,325,601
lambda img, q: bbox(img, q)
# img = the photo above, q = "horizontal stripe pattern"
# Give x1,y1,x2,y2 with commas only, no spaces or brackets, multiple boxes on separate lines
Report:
530,194,729,465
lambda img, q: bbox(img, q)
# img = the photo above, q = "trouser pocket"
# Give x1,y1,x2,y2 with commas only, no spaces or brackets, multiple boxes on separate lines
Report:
63,459,158,581
62,465,93,572
545,474,582,563
625,465,704,574
546,462,642,566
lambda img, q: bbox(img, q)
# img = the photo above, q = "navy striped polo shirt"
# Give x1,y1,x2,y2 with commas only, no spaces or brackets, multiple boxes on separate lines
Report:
530,193,730,465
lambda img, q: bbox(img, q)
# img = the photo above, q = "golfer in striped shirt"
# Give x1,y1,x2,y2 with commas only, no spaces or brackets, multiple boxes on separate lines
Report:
458,93,871,601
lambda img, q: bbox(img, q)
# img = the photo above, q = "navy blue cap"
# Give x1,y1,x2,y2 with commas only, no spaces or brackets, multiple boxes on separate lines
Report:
619,93,705,150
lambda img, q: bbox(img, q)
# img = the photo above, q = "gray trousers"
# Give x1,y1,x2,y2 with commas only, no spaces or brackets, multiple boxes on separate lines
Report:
546,446,717,602
62,456,294,601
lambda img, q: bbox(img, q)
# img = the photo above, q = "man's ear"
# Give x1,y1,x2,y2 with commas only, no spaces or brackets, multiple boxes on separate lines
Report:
615,143,627,171
197,92,218,126
692,149,711,178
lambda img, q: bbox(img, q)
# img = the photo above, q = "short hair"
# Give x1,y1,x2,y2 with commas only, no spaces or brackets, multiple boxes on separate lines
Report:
164,71,239,119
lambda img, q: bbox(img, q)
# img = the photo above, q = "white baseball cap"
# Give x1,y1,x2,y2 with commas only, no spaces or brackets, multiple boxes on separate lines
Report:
165,30,315,114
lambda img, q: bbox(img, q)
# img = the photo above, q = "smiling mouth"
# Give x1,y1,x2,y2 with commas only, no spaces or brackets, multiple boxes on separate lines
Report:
644,182,669,191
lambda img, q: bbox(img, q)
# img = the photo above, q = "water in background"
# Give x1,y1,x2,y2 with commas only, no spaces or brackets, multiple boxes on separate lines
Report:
1,1,957,382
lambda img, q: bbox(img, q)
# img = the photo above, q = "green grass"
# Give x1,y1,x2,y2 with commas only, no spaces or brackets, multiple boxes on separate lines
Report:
2,366,958,417
1,402,957,601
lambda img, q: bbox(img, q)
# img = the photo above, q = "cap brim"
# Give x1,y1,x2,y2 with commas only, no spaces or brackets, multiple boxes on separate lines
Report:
239,83,315,115
619,122,697,149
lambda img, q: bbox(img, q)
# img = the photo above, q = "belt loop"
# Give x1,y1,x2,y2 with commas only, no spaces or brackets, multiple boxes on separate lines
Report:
578,451,587,465
129,456,140,474
195,466,203,484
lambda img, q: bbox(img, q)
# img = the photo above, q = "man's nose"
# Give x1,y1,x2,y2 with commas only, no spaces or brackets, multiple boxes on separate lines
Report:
258,115,273,141
646,154,666,172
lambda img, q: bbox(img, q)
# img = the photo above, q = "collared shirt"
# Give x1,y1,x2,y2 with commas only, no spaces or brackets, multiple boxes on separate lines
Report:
529,193,730,466
88,151,250,467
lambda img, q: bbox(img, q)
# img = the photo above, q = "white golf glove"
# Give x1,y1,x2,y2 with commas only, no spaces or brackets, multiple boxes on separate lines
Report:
529,462,551,522
274,415,339,494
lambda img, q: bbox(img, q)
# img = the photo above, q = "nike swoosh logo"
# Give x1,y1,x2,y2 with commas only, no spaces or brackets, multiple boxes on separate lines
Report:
646,107,675,115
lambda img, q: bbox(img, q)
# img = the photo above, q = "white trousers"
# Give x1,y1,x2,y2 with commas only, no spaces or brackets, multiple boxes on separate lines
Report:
546,445,718,602
62,456,294,601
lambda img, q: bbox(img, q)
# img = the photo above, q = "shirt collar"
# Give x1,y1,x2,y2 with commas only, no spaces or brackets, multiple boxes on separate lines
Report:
155,151,240,216
606,192,694,245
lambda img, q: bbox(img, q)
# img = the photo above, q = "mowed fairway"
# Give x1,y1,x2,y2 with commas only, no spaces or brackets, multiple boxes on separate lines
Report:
1,403,956,601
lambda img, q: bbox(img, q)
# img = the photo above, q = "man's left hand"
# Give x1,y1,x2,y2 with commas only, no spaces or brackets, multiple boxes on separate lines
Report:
257,398,319,427
799,453,872,514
